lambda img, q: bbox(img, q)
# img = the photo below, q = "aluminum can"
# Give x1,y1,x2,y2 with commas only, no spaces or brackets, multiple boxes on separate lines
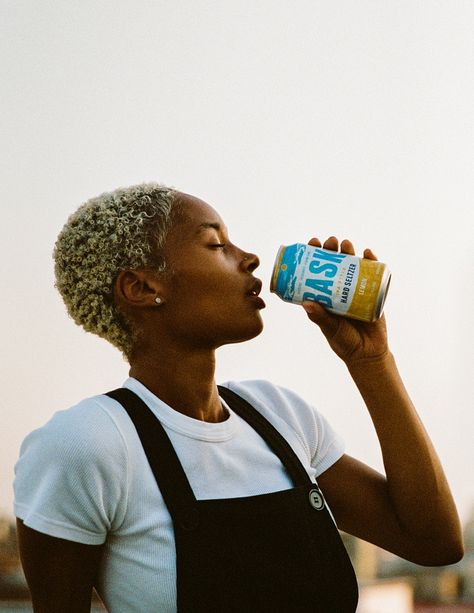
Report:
270,243,391,322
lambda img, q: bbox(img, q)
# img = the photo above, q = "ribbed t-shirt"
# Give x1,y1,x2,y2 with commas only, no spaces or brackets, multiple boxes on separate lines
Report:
14,378,345,612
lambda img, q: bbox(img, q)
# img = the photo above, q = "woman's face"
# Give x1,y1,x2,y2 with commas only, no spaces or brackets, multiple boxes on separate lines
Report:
157,193,266,349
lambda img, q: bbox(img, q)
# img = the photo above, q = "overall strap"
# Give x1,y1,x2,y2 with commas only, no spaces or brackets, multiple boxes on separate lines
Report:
217,386,313,487
106,388,198,529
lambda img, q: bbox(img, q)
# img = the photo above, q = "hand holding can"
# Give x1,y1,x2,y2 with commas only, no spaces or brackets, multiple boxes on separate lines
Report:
270,243,391,322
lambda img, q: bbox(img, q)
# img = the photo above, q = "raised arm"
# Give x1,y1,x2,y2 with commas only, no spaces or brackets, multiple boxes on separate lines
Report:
304,236,464,566
16,519,104,613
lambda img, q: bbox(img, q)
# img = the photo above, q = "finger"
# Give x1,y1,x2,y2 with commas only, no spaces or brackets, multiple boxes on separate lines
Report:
308,237,322,247
340,239,356,255
363,248,378,261
323,236,339,251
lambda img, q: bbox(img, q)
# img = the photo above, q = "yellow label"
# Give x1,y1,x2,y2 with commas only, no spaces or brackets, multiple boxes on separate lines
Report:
347,260,385,322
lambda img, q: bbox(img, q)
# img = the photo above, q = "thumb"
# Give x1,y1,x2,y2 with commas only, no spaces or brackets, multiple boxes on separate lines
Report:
302,301,339,335
302,300,329,323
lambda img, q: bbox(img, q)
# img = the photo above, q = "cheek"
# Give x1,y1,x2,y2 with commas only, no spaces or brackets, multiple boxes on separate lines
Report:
171,266,233,300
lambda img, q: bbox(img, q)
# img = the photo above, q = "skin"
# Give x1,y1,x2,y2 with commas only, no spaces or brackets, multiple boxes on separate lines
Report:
17,192,464,612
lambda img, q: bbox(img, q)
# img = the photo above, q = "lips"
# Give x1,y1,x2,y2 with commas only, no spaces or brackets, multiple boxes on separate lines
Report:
246,278,263,297
246,278,266,309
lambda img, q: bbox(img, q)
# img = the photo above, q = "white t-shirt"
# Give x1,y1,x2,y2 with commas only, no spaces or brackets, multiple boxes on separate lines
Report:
14,378,344,613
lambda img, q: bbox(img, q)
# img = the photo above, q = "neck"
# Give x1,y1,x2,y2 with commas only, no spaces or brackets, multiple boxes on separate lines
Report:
128,346,226,423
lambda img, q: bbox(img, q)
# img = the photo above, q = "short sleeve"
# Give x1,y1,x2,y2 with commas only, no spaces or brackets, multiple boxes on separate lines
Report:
307,401,345,476
14,398,129,545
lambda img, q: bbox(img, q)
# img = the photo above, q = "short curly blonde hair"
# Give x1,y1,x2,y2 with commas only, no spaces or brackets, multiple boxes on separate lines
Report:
54,182,179,358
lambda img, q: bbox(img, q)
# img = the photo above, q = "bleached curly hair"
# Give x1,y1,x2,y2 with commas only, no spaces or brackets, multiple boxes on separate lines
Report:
54,182,179,359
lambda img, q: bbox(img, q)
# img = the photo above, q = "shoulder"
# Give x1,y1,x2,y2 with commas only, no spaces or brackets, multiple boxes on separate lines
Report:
220,379,318,424
219,379,319,449
15,393,133,510
14,393,132,542
18,393,129,463
220,379,345,475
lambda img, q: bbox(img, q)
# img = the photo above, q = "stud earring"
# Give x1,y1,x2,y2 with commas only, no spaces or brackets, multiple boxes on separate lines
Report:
154,296,163,305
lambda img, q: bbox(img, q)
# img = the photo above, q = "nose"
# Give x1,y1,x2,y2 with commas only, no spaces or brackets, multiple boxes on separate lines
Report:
240,251,260,273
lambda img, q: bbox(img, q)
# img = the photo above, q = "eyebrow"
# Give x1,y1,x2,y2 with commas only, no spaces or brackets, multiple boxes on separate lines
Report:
196,222,224,234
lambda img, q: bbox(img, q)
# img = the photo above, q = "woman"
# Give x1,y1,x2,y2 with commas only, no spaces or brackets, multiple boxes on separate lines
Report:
14,183,463,612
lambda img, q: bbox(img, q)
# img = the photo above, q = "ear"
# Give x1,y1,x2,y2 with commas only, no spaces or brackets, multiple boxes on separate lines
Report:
114,269,164,308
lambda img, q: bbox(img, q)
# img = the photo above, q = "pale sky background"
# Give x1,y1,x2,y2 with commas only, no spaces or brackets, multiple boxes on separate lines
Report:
1,1,473,526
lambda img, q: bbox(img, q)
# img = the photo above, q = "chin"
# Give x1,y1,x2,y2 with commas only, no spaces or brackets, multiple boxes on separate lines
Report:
217,319,264,348
247,322,264,341
246,311,265,336
233,318,265,344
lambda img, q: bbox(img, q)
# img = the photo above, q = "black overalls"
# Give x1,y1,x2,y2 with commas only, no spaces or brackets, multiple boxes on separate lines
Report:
106,386,358,612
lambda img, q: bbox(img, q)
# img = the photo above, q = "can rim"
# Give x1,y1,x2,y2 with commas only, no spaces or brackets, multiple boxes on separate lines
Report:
374,267,391,319
270,245,286,293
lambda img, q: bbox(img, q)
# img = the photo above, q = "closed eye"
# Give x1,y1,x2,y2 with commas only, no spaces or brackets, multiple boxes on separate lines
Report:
210,244,226,249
